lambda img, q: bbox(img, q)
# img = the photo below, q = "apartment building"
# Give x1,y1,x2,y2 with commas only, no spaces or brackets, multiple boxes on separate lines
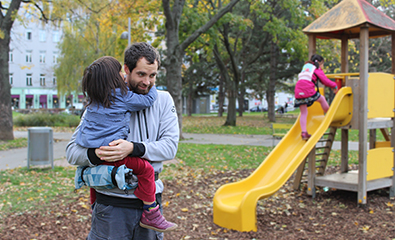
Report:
9,19,82,110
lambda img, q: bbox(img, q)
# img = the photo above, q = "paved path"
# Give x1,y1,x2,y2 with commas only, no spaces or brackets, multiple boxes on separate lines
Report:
0,131,360,170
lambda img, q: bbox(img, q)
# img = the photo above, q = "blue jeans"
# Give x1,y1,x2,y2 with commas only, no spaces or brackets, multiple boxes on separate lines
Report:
87,203,164,240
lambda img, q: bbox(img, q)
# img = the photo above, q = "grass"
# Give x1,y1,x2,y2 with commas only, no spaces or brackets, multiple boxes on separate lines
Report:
0,113,385,216
0,138,27,151
0,166,80,217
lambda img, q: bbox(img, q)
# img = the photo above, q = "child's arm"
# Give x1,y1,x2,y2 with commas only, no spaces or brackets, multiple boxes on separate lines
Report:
314,69,337,89
124,86,158,111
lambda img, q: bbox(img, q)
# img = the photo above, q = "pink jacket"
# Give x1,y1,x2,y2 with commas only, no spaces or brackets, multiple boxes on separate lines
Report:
294,68,336,99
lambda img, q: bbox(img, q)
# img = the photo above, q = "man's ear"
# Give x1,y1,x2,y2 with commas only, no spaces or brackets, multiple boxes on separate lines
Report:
124,64,130,74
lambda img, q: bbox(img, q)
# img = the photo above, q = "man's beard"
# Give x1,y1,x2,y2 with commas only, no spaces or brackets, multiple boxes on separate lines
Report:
127,78,153,95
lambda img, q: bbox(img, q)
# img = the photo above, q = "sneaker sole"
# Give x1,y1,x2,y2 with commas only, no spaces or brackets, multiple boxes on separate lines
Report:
139,222,178,232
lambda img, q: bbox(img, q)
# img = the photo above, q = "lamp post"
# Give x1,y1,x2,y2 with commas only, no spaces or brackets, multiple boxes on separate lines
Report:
120,17,131,46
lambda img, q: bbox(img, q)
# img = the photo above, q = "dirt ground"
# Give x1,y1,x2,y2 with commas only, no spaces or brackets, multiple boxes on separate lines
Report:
1,166,395,240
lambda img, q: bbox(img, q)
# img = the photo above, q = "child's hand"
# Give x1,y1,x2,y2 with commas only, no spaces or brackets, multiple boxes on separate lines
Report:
333,86,339,94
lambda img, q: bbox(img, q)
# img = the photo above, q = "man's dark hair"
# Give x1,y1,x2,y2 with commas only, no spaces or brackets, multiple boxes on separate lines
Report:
82,56,127,108
124,42,161,72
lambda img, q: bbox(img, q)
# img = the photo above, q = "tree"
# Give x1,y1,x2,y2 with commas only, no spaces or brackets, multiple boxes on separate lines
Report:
0,0,52,141
55,0,161,97
162,0,240,138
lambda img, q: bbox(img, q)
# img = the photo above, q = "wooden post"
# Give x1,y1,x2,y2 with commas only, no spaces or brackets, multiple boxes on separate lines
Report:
358,26,369,205
307,148,316,198
340,34,349,173
308,34,316,59
340,130,349,173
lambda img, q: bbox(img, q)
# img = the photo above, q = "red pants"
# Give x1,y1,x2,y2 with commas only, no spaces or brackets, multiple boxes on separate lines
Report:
90,156,156,204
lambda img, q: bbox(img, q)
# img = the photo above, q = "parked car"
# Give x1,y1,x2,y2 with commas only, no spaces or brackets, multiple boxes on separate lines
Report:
249,106,267,112
211,104,228,113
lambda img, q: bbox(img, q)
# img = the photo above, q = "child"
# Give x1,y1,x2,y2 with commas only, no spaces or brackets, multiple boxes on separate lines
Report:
294,54,338,140
75,56,177,232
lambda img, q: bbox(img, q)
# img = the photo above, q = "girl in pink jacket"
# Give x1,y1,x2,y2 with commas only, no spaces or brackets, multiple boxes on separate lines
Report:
294,54,338,140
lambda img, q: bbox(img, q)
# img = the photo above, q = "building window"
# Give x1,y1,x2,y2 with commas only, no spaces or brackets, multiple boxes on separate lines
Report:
53,52,58,64
26,29,32,40
9,51,13,62
26,74,33,86
39,30,46,42
52,31,60,42
39,52,46,63
26,51,32,63
9,73,13,85
53,77,57,86
40,74,46,86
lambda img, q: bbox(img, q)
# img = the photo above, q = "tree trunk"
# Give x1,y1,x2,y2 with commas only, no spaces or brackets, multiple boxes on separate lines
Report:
0,36,14,140
187,79,193,116
218,75,225,117
162,0,240,138
224,80,237,126
238,72,245,117
0,0,22,141
268,39,277,122
165,52,184,138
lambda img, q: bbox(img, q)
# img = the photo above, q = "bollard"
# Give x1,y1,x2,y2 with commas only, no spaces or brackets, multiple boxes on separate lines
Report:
27,127,54,169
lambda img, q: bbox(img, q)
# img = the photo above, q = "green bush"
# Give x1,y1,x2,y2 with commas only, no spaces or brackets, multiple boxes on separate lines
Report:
13,113,80,127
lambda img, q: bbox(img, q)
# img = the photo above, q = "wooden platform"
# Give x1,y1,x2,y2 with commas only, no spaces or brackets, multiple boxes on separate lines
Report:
315,170,392,192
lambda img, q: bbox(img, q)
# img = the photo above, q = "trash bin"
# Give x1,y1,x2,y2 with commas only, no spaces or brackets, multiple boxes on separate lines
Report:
27,127,54,169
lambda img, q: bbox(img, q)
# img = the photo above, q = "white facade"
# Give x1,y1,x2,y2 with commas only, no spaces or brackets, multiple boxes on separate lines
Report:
9,18,82,109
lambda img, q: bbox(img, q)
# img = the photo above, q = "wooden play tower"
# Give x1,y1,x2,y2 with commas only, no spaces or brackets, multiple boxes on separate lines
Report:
294,0,395,204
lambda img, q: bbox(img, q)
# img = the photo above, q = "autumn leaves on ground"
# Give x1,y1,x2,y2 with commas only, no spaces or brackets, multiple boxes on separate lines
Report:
1,116,395,239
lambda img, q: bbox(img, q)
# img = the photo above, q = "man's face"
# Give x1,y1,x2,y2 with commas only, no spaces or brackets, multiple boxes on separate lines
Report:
125,57,158,94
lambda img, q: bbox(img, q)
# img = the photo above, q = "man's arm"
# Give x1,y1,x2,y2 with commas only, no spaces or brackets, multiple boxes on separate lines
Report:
141,91,179,162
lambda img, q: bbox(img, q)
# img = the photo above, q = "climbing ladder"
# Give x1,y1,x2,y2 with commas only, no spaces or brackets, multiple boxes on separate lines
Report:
293,127,338,190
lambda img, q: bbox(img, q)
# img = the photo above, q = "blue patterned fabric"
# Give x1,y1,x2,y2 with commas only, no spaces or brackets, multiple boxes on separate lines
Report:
75,164,138,191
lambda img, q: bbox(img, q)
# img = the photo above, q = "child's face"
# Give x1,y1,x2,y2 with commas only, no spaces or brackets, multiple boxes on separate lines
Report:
319,61,324,69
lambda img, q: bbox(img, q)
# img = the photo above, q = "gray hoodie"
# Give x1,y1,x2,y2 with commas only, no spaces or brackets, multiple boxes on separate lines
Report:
66,90,179,199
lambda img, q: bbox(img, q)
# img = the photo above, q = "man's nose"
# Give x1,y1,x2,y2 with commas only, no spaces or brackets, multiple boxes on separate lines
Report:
141,76,150,85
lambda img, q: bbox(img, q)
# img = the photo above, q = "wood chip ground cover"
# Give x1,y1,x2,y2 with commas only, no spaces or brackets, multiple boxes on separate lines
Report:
1,167,395,239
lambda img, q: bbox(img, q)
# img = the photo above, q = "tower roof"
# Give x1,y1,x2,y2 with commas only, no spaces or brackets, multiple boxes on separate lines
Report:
303,0,395,39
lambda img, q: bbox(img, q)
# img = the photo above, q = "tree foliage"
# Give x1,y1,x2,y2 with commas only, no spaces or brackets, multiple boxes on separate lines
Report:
54,0,161,97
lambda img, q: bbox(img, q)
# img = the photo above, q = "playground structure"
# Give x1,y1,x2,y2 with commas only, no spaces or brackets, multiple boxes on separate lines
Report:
213,0,395,232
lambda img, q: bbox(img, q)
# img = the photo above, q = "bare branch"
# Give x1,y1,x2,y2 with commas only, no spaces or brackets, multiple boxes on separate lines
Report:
21,0,49,22
76,0,111,14
180,0,240,51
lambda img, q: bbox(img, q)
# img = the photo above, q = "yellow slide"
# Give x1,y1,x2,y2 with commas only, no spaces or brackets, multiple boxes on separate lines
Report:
213,87,353,232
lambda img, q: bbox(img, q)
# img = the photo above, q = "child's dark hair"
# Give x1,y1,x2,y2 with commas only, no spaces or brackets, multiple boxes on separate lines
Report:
82,56,127,108
124,42,160,72
310,54,324,68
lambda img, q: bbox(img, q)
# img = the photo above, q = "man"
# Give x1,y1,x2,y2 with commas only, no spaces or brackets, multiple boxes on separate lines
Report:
66,42,179,240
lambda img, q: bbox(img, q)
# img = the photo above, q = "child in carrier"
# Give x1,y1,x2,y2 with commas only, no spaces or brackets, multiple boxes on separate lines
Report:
294,54,338,141
75,56,177,232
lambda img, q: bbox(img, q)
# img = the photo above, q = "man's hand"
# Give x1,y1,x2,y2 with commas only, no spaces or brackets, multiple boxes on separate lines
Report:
95,139,134,162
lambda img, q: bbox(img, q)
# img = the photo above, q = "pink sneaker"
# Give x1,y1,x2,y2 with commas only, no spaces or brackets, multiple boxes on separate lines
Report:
301,132,311,141
140,205,178,232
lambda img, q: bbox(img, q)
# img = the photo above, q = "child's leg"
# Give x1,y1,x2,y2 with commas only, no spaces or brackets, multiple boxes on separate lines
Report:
316,95,329,113
299,104,308,132
123,157,178,232
122,156,156,203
